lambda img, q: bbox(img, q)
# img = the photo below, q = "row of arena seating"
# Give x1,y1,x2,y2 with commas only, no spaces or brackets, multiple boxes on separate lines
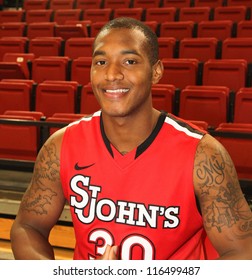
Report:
18,0,252,10
1,6,252,24
4,36,252,62
0,79,251,128
1,54,252,90
0,109,251,182
2,19,252,39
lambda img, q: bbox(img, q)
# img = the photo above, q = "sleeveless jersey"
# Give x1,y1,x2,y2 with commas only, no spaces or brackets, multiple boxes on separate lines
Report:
60,111,216,260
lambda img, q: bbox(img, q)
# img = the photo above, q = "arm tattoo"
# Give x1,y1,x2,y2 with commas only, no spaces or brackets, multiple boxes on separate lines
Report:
195,141,252,238
20,141,60,215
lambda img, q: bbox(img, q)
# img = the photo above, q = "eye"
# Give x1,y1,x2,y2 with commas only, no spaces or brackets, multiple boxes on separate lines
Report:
96,60,106,66
125,60,136,65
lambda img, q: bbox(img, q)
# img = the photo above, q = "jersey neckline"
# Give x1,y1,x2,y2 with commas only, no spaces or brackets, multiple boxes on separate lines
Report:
100,111,167,159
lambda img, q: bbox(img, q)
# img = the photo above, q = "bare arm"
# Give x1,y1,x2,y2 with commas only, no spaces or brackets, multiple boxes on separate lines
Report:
10,129,66,260
194,134,252,260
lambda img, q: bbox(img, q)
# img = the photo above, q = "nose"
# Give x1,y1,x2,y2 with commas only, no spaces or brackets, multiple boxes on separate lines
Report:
105,63,124,81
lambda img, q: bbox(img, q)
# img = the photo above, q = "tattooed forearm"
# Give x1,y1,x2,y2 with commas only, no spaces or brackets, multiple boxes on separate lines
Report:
194,137,252,237
21,140,60,215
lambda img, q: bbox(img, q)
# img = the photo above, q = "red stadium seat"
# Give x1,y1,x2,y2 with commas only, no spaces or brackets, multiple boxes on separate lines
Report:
49,0,74,9
0,22,26,38
113,8,144,20
197,20,234,40
133,0,161,8
213,6,248,22
179,85,230,128
65,37,94,59
0,114,39,161
0,37,28,61
151,84,176,113
90,21,108,37
233,87,252,123
160,21,195,39
71,57,92,85
53,9,82,25
179,37,218,62
25,9,53,23
179,7,211,23
31,56,70,83
237,20,252,37
55,24,88,40
2,52,35,79
83,8,112,22
0,81,32,114
23,0,49,10
145,7,177,23
0,10,24,23
202,59,247,91
222,37,252,63
29,37,63,58
194,0,224,7
75,0,102,9
80,83,100,114
35,81,77,117
162,0,191,8
103,0,131,8
226,0,252,7
159,58,199,89
27,22,56,39
157,37,176,59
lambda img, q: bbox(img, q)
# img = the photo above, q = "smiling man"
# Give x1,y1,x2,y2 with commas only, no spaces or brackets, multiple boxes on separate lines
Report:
10,17,252,260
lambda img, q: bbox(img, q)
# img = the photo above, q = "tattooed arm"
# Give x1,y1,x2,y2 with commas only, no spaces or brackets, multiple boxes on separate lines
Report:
194,134,252,259
10,128,67,260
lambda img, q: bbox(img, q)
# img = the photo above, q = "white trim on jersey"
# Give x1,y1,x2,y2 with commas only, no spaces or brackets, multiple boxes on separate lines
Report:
165,116,203,140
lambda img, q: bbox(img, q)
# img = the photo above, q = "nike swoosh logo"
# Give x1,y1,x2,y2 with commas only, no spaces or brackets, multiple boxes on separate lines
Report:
74,162,95,170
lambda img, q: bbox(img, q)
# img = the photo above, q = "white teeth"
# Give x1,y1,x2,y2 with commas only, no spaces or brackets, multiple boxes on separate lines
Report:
105,89,129,93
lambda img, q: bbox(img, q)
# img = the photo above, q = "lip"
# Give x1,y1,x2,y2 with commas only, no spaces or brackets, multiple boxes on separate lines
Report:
102,87,130,99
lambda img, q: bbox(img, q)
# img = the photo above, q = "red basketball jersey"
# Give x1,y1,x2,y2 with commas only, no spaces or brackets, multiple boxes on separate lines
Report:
60,111,218,260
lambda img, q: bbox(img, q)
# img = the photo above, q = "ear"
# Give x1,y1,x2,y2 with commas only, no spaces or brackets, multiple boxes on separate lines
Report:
152,60,164,85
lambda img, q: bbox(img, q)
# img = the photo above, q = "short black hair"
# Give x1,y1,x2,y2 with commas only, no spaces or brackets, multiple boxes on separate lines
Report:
93,17,159,65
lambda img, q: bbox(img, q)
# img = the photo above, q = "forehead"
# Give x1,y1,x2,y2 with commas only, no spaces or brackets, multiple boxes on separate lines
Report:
93,28,147,54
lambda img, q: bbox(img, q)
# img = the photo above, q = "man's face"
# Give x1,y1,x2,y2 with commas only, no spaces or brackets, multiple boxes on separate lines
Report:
91,28,162,118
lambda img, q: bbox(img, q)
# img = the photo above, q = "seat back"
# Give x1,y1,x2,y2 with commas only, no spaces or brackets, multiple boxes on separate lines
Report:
35,82,77,117
179,7,211,23
145,7,177,23
53,9,82,25
202,58,247,91
160,21,195,39
83,8,112,22
179,86,229,128
27,22,56,39
0,114,39,161
75,0,102,9
80,83,100,114
65,37,94,59
0,81,32,114
194,0,223,7
25,9,53,23
179,37,218,62
158,37,176,59
0,10,24,23
0,22,26,37
162,0,191,8
214,6,248,22
29,37,63,57
49,0,74,9
133,0,161,8
0,37,28,61
23,0,49,10
113,8,144,20
197,20,233,40
71,57,92,85
237,20,252,37
234,87,252,123
31,56,70,83
159,58,199,89
222,37,252,63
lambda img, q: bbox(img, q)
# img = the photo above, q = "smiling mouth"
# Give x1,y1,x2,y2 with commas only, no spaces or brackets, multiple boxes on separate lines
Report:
104,88,130,94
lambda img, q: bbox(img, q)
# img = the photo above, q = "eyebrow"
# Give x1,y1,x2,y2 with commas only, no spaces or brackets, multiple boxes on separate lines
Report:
93,49,141,58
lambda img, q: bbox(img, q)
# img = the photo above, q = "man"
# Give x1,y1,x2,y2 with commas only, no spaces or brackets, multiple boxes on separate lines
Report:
11,17,252,260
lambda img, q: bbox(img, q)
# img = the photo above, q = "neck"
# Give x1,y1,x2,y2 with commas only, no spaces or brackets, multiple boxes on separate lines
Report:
101,108,160,154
